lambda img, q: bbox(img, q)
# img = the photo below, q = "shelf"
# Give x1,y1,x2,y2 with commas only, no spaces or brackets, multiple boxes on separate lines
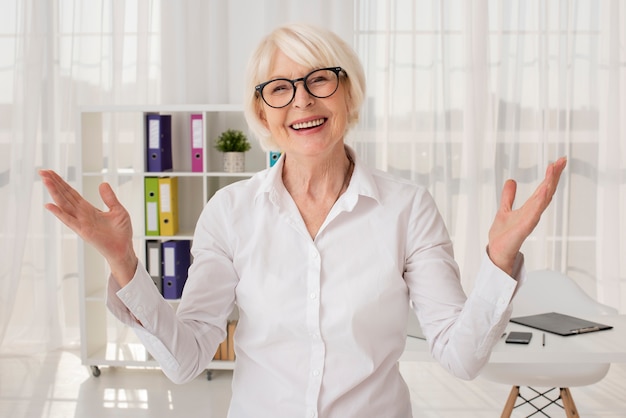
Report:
78,105,255,377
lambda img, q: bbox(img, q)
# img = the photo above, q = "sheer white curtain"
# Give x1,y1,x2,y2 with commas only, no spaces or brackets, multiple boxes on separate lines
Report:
0,0,353,352
352,0,625,311
3,0,624,354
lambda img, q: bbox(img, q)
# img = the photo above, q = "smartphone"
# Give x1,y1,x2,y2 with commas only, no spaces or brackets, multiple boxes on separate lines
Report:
505,331,533,344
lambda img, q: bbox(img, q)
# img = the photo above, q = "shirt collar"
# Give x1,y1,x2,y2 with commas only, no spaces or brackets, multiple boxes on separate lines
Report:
254,145,382,207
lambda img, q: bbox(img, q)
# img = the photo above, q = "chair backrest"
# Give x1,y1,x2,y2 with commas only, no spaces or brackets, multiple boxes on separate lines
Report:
512,269,617,317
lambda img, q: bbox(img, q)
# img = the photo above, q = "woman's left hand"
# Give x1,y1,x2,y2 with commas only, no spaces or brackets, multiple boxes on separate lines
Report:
487,157,568,275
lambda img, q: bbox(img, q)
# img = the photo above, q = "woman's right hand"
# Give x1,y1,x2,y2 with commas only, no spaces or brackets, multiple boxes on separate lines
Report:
39,169,138,286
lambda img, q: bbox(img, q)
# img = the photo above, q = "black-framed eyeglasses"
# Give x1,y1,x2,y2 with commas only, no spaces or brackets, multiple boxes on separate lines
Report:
255,67,346,109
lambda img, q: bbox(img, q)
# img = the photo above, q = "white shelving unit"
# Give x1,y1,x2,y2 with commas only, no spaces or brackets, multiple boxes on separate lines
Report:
77,105,265,378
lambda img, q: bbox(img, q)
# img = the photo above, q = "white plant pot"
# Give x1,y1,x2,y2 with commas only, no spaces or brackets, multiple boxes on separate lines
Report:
223,152,245,173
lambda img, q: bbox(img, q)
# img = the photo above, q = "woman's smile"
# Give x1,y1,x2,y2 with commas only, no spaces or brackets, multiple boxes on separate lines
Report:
290,117,326,131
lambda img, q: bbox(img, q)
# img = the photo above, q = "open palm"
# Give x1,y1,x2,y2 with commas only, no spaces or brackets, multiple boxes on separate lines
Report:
40,169,137,283
487,157,567,275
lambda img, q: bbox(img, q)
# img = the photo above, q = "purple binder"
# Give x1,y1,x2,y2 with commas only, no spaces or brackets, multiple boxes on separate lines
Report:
146,114,173,172
161,240,191,299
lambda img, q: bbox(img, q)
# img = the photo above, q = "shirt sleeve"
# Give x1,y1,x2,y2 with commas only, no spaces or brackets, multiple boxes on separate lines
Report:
105,265,184,375
405,189,525,380
105,256,232,384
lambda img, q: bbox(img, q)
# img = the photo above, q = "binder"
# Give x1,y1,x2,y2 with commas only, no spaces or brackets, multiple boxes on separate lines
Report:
145,240,162,293
158,177,179,236
146,114,173,172
227,320,237,360
269,151,281,167
214,320,237,361
161,240,191,299
190,114,204,172
144,177,160,236
219,336,229,360
213,345,222,360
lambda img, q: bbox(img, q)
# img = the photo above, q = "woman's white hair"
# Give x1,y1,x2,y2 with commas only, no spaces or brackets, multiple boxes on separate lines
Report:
243,23,366,151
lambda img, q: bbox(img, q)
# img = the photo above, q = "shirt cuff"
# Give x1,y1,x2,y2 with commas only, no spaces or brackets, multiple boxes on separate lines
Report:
106,262,162,329
473,251,525,311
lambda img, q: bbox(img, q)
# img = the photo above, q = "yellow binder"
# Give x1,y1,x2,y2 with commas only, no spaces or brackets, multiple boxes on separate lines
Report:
144,177,160,236
158,177,179,236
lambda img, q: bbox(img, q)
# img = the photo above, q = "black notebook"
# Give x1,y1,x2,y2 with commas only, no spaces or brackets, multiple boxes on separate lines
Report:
510,312,613,336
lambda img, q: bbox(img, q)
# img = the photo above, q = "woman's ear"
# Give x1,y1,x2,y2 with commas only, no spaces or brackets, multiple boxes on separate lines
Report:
258,107,269,129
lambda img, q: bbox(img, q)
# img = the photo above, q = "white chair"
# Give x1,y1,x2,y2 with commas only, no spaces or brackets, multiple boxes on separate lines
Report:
480,269,617,418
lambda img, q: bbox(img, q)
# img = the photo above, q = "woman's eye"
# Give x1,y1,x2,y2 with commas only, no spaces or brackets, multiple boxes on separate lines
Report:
269,82,291,95
309,76,328,85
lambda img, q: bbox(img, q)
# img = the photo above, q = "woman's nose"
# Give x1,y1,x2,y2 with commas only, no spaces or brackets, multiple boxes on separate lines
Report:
292,81,313,108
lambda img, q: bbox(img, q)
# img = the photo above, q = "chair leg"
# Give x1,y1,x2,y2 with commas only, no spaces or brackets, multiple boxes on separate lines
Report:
560,388,580,418
500,385,519,418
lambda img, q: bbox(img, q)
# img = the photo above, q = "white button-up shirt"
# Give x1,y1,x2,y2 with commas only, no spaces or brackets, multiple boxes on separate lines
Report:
107,147,521,418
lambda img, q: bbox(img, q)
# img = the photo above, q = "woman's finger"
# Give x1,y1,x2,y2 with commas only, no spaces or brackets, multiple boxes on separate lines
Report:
98,182,123,212
499,179,517,213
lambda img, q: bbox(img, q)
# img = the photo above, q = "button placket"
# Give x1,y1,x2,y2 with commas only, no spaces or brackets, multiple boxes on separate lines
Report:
304,243,324,413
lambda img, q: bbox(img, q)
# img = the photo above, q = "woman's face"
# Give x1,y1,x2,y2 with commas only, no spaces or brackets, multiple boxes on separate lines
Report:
257,50,350,160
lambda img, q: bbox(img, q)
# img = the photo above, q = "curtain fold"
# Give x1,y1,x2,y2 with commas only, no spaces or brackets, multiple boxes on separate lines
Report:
596,0,623,310
0,0,51,352
455,0,493,287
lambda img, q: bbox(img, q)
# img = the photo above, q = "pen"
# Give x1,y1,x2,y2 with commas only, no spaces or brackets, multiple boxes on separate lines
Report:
542,333,545,346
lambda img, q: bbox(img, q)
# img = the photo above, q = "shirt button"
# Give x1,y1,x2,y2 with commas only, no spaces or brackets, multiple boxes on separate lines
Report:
310,292,317,299
308,410,317,418
136,306,144,312
312,369,320,376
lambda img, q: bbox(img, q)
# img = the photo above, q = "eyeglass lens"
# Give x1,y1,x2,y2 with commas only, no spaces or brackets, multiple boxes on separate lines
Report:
260,68,340,108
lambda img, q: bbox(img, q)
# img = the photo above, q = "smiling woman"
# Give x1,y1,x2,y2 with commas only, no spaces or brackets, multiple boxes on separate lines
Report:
37,21,568,418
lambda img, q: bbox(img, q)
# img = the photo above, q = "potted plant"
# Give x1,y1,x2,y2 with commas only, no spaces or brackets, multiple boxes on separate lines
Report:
214,129,251,172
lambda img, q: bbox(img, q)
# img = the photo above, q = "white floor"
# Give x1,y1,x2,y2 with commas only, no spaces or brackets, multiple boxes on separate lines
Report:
1,349,625,418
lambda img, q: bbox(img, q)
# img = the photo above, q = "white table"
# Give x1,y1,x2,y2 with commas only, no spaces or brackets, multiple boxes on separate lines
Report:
401,315,626,364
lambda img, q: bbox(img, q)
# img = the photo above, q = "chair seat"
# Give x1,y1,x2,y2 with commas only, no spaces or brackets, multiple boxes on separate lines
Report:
481,363,610,388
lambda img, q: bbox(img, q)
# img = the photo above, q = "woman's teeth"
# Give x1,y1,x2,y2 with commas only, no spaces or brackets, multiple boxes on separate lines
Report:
291,118,325,130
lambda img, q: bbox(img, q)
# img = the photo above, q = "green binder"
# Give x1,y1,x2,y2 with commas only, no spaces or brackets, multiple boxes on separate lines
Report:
144,177,160,236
